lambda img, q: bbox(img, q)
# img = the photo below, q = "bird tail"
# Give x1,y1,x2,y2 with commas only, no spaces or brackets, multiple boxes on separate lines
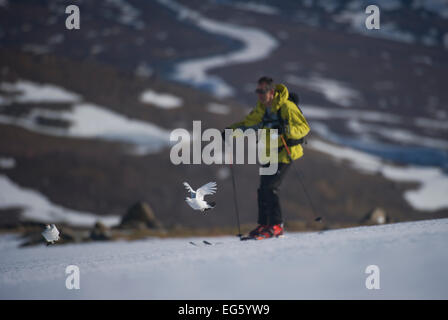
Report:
207,201,216,208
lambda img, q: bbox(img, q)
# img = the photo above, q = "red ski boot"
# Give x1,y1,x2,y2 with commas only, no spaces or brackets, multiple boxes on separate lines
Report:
240,225,267,240
256,224,284,240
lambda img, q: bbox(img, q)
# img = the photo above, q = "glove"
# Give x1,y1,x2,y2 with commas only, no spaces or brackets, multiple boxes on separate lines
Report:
270,125,284,135
277,125,285,135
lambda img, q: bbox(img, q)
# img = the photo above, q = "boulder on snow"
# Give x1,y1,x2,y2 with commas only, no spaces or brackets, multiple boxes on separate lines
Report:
90,221,112,241
119,201,163,230
60,226,88,243
361,207,388,225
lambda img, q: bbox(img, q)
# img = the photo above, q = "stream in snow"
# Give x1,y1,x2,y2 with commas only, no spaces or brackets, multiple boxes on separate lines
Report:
157,0,278,98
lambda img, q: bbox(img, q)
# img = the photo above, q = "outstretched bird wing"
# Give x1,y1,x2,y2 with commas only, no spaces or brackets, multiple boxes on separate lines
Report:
196,182,217,200
183,182,195,193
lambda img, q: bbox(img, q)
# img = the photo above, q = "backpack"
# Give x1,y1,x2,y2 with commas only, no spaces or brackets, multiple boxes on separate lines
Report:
279,92,308,146
287,92,306,116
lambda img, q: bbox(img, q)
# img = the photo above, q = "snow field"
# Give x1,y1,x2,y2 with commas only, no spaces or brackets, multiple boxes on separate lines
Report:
0,218,447,299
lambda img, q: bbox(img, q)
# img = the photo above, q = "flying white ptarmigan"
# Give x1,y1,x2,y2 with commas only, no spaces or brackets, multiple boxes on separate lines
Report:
183,181,217,212
41,224,60,246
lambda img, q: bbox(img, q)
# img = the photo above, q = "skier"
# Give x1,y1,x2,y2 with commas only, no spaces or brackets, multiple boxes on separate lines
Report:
222,76,310,240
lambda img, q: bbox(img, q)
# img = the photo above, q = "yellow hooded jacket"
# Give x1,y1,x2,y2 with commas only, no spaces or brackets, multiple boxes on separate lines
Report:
228,84,310,163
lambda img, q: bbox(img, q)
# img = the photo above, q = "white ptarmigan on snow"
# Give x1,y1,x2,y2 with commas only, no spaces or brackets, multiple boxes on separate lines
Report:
183,181,217,212
41,224,60,246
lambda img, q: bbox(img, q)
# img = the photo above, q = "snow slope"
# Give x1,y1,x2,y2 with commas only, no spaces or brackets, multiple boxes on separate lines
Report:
0,218,447,299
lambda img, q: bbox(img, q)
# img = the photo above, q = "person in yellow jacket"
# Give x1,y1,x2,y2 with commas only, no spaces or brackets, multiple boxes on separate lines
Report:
224,76,310,239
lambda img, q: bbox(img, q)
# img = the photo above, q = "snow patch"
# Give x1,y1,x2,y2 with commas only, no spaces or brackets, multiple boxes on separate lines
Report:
412,0,448,19
333,9,417,45
0,175,120,227
0,81,172,155
286,76,362,108
140,90,182,109
104,0,144,29
301,105,401,123
382,166,448,211
415,118,448,131
1,80,82,104
309,139,448,211
232,2,280,15
60,104,172,150
206,102,230,115
360,123,448,150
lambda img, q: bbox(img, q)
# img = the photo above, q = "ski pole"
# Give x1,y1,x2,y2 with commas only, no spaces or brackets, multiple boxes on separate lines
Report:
224,132,242,239
229,162,242,239
280,135,322,222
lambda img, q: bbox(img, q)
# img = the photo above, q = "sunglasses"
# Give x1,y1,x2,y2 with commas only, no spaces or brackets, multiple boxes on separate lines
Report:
255,88,270,94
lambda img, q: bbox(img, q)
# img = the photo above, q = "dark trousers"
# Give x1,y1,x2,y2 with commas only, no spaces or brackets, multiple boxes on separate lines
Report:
258,162,291,225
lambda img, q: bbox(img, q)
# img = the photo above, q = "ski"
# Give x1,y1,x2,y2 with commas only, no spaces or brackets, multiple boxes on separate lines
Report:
240,234,285,241
189,240,215,246
191,235,287,245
